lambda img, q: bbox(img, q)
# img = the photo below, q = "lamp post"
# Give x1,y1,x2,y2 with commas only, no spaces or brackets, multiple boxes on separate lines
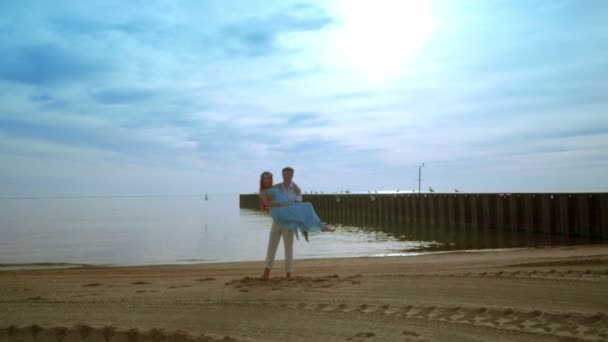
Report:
417,162,425,194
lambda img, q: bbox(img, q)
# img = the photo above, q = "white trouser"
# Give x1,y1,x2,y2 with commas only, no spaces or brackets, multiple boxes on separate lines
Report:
264,220,294,273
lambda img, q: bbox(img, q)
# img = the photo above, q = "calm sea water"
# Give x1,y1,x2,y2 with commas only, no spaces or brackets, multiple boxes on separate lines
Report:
0,194,432,267
0,194,595,267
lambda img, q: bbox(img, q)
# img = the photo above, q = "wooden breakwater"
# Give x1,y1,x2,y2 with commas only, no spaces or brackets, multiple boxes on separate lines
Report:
240,193,608,240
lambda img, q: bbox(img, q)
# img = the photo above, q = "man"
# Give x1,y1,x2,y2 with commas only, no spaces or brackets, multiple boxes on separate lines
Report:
261,166,301,280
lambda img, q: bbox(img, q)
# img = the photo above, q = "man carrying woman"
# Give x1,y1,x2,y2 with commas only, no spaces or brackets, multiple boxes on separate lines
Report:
259,167,334,280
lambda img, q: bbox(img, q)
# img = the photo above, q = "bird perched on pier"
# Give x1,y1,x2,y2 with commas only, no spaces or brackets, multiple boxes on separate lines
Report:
429,186,435,193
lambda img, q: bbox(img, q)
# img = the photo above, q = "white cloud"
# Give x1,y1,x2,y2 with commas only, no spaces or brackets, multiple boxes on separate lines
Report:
1,0,607,195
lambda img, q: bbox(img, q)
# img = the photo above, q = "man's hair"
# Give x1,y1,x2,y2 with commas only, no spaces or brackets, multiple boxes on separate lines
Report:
282,166,294,173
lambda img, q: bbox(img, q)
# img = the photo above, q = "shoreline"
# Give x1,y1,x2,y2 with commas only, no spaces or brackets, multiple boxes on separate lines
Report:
0,245,567,272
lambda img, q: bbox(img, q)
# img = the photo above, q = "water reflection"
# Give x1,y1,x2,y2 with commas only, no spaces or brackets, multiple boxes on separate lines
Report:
318,204,601,253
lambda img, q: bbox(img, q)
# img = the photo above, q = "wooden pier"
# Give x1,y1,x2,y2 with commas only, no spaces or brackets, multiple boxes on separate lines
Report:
240,193,608,240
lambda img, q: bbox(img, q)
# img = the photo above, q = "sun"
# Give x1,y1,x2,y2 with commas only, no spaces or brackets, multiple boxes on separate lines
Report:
328,0,437,83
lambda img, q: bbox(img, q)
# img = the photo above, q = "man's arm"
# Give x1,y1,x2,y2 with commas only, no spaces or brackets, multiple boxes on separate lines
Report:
293,182,303,202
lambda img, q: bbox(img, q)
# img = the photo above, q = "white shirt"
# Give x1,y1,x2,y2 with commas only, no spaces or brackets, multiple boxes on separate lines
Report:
281,182,303,203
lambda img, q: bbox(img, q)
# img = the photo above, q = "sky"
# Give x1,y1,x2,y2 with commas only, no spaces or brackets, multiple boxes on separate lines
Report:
1,0,607,196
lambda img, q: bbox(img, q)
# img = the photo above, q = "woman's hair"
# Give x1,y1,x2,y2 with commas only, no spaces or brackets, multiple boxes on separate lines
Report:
259,171,273,191
259,171,273,212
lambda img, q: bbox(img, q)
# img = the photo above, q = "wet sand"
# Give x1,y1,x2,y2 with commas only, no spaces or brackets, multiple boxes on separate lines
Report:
1,245,607,341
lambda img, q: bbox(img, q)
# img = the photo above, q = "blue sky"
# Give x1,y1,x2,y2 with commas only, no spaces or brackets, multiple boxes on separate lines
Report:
1,0,607,196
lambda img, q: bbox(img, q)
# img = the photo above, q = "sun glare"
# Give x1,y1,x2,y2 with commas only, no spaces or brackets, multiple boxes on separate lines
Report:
329,0,436,83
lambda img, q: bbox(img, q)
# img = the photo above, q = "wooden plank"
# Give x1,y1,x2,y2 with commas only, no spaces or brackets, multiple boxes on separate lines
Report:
495,195,505,231
437,195,446,227
420,195,428,227
402,196,410,225
540,195,553,234
412,195,420,227
469,195,479,231
556,194,570,236
588,194,601,238
447,195,455,227
577,194,590,238
481,195,491,230
509,195,519,232
523,194,534,233
428,195,436,227
457,195,466,229
397,195,405,224
601,194,608,240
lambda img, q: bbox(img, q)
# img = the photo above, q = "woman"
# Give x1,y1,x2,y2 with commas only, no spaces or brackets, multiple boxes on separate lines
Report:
259,171,332,242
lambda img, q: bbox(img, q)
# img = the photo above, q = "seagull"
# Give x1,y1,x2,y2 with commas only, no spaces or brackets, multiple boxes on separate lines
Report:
396,189,400,193
429,186,435,193
454,189,460,193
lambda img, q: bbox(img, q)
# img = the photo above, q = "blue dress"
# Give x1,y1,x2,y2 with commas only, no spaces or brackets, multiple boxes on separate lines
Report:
266,186,325,239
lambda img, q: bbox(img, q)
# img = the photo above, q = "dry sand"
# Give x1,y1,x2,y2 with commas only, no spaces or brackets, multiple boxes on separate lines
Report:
1,245,607,341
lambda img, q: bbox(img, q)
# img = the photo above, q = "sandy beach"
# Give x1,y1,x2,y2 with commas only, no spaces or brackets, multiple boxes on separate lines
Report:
1,245,607,341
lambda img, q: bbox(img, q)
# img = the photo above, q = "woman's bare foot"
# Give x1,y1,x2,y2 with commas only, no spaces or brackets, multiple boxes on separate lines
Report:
303,231,309,242
322,225,335,232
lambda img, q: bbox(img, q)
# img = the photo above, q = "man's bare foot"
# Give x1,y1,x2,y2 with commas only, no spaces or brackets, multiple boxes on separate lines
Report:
260,268,270,280
303,232,309,242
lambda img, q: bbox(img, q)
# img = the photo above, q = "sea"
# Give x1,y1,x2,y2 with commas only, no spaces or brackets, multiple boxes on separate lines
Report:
0,194,596,268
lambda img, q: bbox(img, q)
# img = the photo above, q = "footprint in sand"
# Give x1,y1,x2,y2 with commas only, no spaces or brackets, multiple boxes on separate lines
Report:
225,274,361,291
195,277,216,282
82,283,102,287
346,332,376,341
402,330,429,341
0,325,239,342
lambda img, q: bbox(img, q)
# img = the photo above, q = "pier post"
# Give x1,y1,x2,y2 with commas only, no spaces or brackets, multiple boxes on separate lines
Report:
523,194,534,233
576,194,590,238
495,195,505,231
540,195,553,235
556,194,570,237
480,195,491,230
457,195,466,230
601,193,608,240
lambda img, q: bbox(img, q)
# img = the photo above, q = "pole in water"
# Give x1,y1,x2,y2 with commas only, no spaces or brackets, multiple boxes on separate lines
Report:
417,162,425,194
